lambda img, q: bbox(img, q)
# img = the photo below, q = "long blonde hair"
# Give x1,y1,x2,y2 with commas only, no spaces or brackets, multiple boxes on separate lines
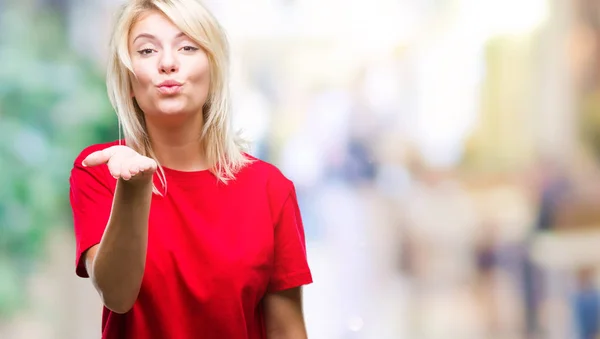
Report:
106,0,250,193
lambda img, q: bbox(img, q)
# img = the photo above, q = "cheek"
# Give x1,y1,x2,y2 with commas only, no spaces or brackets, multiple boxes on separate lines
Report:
193,64,211,104
188,55,210,86
130,63,154,96
130,76,141,97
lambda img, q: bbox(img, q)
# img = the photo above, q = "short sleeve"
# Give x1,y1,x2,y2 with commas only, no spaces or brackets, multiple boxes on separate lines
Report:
69,152,114,278
267,185,313,293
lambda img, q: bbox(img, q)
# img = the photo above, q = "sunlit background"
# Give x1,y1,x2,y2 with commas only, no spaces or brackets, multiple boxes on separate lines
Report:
3,0,600,338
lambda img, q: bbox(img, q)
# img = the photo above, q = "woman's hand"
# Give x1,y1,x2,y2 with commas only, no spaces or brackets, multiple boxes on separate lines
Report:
82,145,157,182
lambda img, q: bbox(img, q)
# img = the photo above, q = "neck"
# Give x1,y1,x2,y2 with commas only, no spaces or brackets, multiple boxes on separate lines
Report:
144,113,209,172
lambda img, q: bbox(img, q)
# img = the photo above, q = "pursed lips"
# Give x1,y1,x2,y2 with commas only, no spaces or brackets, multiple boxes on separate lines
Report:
157,80,183,95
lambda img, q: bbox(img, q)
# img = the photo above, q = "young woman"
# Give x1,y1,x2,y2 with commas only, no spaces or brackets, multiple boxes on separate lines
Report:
68,1,312,338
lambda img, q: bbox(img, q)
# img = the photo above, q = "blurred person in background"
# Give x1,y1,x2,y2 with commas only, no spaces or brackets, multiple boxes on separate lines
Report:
573,267,600,339
473,221,511,338
68,0,312,338
524,158,570,338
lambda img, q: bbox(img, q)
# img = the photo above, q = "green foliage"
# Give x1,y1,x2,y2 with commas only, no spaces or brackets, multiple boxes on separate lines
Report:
0,4,118,317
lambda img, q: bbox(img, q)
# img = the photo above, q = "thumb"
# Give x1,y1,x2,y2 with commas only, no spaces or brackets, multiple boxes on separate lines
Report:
82,147,117,167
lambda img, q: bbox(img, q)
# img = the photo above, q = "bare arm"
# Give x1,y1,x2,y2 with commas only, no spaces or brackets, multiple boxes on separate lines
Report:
264,287,308,339
85,179,153,314
81,146,157,314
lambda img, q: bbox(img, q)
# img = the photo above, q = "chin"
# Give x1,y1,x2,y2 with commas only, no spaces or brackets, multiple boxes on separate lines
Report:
155,100,190,115
157,107,188,116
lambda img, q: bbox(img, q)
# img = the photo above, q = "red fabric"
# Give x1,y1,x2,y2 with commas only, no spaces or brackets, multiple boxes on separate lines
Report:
69,140,313,339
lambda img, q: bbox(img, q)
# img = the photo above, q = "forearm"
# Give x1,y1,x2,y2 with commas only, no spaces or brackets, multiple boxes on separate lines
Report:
267,327,307,339
91,178,153,313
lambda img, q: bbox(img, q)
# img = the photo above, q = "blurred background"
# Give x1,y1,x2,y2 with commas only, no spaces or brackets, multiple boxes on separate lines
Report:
3,0,600,338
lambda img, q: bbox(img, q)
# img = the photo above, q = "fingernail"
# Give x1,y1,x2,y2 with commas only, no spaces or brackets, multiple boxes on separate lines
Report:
82,161,87,167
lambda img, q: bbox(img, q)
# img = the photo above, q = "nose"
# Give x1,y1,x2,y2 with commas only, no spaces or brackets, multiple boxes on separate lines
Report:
159,50,179,74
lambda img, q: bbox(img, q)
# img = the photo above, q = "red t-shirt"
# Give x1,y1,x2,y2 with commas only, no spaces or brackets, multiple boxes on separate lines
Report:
69,141,313,339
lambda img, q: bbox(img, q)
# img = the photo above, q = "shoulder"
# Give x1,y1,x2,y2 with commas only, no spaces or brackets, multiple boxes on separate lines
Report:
239,153,295,200
241,154,293,187
73,140,122,166
237,154,300,222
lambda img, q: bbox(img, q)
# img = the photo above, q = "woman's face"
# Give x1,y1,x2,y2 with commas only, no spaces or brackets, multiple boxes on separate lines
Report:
128,11,210,121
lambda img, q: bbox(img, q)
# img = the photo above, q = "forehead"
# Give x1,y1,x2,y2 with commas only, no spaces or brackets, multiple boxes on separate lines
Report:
129,11,181,41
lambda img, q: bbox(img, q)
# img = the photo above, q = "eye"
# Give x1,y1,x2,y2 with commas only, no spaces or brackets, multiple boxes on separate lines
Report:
137,48,155,55
181,46,199,52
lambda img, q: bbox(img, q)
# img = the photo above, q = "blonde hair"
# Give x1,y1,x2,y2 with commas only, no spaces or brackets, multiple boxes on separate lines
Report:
106,0,250,193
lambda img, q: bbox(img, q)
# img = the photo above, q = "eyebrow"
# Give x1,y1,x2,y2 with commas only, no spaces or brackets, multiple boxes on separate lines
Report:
132,32,187,44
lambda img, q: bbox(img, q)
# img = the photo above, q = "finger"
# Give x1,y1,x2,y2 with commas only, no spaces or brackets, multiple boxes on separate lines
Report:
107,159,123,179
82,147,117,167
123,156,146,180
129,163,141,177
139,158,157,173
82,151,108,167
120,161,133,181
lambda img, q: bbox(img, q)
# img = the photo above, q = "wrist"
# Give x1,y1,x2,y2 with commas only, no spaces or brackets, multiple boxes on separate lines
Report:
117,176,154,195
